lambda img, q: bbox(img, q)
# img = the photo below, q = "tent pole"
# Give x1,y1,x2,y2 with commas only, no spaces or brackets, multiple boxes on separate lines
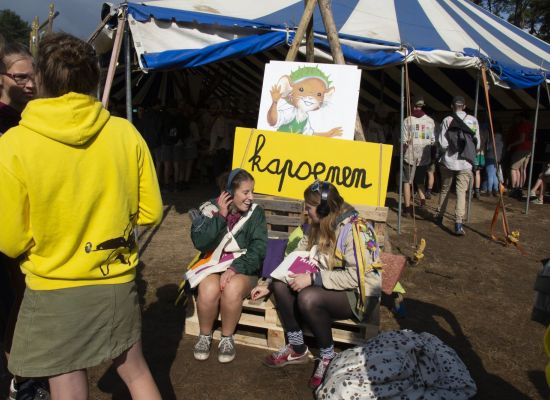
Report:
286,0,317,61
466,70,480,223
525,84,541,215
102,10,126,108
305,0,315,62
125,16,132,123
398,64,405,234
317,0,365,141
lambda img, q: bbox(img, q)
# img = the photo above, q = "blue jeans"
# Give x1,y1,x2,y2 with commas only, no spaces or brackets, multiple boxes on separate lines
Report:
485,159,499,192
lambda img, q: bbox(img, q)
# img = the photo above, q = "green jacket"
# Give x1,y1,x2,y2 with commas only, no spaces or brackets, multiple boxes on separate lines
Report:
191,201,267,276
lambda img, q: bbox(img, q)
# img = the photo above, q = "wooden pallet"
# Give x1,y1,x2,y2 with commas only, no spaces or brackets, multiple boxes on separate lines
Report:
185,295,286,351
185,292,381,349
184,194,392,351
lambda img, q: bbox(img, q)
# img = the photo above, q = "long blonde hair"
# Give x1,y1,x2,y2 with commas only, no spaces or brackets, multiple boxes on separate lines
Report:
304,181,345,268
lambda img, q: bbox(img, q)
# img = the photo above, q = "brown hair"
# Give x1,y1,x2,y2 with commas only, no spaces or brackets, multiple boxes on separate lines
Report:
303,181,345,267
36,33,98,97
0,41,32,73
217,168,255,194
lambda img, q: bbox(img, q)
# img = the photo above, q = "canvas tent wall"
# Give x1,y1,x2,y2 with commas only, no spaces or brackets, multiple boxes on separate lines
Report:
124,0,550,90
98,0,550,223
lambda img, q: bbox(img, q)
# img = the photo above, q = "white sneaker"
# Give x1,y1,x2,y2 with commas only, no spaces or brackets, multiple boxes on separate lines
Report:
218,336,236,363
193,334,212,361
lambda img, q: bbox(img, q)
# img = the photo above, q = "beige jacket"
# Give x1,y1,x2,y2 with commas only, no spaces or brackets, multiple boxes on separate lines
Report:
296,208,381,298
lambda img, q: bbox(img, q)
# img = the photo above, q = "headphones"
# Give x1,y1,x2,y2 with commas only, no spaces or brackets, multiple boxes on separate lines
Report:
226,168,243,196
311,180,331,218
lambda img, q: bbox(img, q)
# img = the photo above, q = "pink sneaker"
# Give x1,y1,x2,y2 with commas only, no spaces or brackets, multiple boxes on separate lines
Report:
309,357,333,389
263,345,309,368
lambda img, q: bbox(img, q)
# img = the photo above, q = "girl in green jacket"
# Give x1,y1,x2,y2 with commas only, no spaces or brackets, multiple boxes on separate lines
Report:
189,168,267,363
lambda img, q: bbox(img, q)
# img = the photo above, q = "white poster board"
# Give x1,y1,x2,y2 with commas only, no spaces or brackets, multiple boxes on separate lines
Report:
257,61,361,140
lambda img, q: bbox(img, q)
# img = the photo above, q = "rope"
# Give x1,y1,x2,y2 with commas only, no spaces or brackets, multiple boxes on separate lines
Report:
403,61,418,248
239,128,256,168
481,68,526,255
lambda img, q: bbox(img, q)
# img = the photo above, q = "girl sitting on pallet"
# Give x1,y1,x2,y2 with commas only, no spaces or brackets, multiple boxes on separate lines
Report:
251,181,381,389
186,168,267,363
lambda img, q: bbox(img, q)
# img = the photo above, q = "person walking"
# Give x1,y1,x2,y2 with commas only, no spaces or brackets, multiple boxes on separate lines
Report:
434,96,480,236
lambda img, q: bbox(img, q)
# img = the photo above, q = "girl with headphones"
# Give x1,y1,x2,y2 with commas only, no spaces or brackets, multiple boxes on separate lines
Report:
189,168,267,363
251,181,381,389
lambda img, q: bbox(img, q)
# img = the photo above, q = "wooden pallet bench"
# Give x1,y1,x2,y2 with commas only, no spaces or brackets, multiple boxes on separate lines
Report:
184,194,396,350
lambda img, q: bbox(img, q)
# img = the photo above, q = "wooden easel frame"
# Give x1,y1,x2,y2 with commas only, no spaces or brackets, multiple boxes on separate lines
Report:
287,0,366,141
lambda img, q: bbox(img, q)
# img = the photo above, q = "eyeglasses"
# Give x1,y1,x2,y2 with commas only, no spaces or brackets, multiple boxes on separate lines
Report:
1,72,35,86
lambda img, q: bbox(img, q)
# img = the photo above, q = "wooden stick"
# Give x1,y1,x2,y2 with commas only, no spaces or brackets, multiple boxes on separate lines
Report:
305,0,315,62
317,0,344,64
317,0,365,141
286,0,317,61
87,13,113,44
102,14,126,108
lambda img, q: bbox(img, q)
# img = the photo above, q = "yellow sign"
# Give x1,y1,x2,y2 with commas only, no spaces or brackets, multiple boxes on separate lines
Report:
232,128,393,206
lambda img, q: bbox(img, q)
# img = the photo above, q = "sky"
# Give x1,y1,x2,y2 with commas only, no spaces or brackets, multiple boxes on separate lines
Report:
5,0,114,39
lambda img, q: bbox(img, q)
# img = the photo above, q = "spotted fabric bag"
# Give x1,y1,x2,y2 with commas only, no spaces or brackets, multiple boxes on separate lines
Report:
317,330,476,400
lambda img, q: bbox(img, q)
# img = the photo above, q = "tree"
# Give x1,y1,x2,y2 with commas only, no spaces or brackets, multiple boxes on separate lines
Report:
0,9,31,46
471,0,550,42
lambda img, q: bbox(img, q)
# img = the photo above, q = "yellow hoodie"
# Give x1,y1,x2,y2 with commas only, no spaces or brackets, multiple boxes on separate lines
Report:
0,93,162,290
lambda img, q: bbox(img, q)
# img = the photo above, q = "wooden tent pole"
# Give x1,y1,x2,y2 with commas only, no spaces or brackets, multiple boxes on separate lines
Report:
102,12,126,108
125,16,132,123
305,0,315,62
286,0,317,61
317,0,344,64
317,0,365,141
525,84,541,215
466,71,480,222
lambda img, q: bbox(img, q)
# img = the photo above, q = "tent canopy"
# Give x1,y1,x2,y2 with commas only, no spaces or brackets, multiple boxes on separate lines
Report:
126,0,550,89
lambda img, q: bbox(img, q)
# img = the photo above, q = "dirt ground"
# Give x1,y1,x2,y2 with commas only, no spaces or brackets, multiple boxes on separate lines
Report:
2,183,548,399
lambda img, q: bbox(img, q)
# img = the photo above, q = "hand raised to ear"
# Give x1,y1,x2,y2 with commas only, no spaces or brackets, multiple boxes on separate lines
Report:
217,191,233,218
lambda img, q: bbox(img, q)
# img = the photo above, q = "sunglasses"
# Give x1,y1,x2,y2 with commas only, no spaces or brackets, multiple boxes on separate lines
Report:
1,72,35,86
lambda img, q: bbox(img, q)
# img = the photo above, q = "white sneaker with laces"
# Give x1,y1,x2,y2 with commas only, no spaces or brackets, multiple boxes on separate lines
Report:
218,336,236,363
193,334,212,361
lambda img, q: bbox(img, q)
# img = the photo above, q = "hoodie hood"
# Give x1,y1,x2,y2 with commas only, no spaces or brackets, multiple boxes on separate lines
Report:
20,92,110,145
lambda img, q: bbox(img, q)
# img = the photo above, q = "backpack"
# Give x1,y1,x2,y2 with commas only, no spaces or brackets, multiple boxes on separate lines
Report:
445,113,477,165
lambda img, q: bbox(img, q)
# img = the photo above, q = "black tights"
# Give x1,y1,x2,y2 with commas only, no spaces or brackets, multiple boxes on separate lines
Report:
271,281,354,349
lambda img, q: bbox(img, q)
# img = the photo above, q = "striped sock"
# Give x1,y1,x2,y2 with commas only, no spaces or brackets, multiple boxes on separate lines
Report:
320,344,336,360
287,330,306,354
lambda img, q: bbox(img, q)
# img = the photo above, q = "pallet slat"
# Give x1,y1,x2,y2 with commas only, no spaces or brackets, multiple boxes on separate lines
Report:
265,214,302,227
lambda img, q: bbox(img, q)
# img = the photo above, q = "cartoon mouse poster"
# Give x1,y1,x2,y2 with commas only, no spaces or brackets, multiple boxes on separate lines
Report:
257,61,361,140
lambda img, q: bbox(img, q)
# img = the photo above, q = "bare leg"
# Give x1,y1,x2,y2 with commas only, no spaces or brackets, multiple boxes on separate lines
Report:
417,184,426,200
475,170,481,190
184,159,195,183
163,161,173,187
510,169,519,188
49,370,88,400
531,177,542,194
174,161,183,187
403,182,411,208
219,275,253,336
196,274,222,335
427,170,434,191
114,340,161,400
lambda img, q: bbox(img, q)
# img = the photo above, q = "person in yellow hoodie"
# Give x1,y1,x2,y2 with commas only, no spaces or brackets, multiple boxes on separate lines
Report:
0,33,163,400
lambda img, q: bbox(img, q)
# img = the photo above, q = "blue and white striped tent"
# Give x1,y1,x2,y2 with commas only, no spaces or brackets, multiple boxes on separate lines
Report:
126,0,550,90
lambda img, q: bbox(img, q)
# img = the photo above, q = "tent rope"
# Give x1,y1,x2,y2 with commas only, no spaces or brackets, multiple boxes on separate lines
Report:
403,61,427,265
403,60,418,248
481,67,526,255
240,128,256,169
